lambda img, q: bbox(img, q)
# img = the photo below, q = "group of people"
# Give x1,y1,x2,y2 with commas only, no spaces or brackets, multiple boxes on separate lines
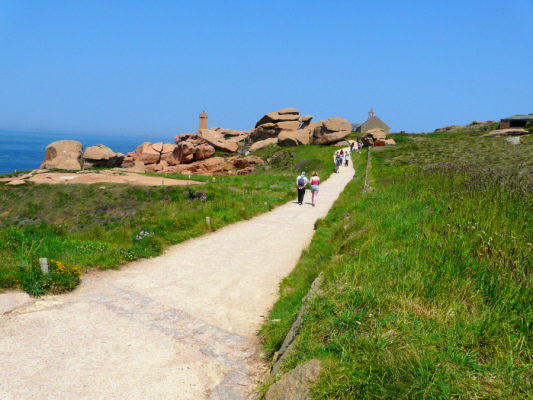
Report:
296,171,320,206
334,150,349,173
296,142,362,207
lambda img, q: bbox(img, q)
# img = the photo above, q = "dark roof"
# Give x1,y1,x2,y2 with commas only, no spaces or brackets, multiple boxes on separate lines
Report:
501,114,533,121
351,123,361,131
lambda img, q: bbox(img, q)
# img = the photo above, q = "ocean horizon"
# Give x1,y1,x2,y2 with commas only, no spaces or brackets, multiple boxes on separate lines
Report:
0,130,175,174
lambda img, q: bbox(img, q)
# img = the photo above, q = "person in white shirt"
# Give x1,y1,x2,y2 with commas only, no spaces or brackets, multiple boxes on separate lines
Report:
296,172,308,205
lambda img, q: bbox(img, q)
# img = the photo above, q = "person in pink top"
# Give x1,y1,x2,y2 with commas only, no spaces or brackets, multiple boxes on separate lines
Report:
309,171,320,207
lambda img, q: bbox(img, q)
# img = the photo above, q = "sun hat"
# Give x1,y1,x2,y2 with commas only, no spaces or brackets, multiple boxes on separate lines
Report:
301,172,305,175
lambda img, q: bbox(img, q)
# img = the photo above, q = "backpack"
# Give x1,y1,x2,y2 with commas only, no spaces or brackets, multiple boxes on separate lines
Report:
297,177,305,187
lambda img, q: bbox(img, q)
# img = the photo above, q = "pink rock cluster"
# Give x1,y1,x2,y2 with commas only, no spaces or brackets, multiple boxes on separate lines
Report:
362,129,396,147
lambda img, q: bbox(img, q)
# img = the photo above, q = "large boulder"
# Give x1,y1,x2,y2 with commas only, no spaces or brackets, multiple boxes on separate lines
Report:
174,139,215,164
362,136,374,147
83,144,125,168
311,117,351,145
300,121,319,131
384,138,396,146
255,108,300,127
233,156,265,169
134,142,161,164
300,115,313,123
278,129,311,147
172,157,233,175
364,128,387,141
485,128,529,137
199,129,239,152
40,140,83,170
249,138,278,152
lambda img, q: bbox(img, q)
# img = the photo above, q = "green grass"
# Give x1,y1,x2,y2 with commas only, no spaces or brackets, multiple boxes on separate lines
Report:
0,144,338,295
259,134,533,398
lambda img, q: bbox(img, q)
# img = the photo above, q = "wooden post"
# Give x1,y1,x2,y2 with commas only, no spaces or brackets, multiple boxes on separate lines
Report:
39,258,49,273
206,217,211,228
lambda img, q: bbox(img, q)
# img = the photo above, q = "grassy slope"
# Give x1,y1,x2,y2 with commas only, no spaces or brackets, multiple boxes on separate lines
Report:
260,134,533,398
0,144,336,293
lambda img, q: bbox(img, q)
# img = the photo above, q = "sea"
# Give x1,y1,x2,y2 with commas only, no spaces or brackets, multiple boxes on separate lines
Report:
0,130,173,174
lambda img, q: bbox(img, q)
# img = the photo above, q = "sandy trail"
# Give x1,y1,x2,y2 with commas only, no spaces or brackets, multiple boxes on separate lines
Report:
0,152,356,399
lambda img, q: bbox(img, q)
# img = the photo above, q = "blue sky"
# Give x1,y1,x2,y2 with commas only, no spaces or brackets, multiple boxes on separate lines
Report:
0,0,532,137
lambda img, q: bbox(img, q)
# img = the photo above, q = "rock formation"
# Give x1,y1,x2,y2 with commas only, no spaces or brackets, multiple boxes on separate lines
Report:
249,138,278,152
311,117,352,145
278,129,311,147
251,108,301,142
83,144,125,168
40,140,84,170
198,129,239,152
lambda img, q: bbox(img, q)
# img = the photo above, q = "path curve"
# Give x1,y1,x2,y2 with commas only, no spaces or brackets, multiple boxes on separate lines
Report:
0,151,356,400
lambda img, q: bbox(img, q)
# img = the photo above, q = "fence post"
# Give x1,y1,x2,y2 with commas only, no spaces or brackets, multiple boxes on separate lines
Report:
39,258,49,273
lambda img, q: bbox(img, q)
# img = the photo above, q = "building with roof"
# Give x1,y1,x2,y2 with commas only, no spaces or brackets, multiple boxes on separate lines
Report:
499,113,533,129
352,109,390,134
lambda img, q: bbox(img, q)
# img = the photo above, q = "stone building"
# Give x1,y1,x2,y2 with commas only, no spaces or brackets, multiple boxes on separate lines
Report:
198,110,208,132
352,109,390,134
499,113,533,129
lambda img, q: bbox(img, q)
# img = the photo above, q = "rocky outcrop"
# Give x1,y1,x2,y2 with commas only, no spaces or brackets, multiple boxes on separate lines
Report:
173,135,215,164
171,157,234,175
199,129,239,152
485,128,529,137
278,129,311,147
233,156,264,169
384,138,396,146
211,127,249,143
249,138,278,152
364,128,387,141
311,117,351,145
40,140,84,170
300,115,313,123
251,108,300,141
83,144,125,168
133,142,163,164
434,124,466,133
362,136,374,147
264,359,322,400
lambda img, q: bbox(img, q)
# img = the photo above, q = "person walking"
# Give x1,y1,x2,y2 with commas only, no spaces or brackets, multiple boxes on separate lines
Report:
350,141,355,152
309,171,320,207
345,152,349,166
340,149,344,157
296,172,308,205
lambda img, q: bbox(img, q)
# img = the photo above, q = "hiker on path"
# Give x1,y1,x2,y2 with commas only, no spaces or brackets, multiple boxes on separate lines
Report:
309,171,320,207
335,153,342,173
340,149,344,157
350,142,355,152
296,172,308,205
345,152,349,167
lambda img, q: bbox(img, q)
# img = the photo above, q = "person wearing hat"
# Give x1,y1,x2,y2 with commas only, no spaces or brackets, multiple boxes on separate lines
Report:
296,172,308,205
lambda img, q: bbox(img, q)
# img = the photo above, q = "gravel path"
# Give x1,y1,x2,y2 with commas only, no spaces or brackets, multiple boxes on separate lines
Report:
0,153,356,399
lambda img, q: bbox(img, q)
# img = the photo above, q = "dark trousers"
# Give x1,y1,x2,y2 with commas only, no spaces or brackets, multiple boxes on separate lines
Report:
297,187,306,204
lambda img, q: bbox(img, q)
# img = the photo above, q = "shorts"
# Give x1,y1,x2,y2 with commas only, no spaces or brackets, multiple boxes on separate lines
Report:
311,184,319,193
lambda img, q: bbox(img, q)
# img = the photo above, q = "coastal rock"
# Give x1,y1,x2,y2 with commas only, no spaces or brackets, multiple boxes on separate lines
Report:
171,157,233,175
255,108,300,127
300,115,313,123
300,121,319,131
233,156,265,169
199,129,239,152
83,144,125,168
134,142,161,165
384,138,396,146
485,128,529,137
264,359,322,400
249,138,278,152
174,140,215,164
120,161,146,173
40,140,84,170
278,129,310,147
335,140,350,147
362,136,374,147
311,117,351,145
251,108,301,141
364,128,387,141
275,120,300,131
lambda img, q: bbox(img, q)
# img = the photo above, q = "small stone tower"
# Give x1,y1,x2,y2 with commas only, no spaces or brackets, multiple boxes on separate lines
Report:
368,108,375,119
199,110,208,132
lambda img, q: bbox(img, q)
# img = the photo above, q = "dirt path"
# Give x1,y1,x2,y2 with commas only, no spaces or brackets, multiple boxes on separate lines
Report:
0,152,356,400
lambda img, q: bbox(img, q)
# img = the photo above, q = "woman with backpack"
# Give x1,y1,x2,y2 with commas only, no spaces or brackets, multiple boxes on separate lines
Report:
309,171,320,207
296,172,308,205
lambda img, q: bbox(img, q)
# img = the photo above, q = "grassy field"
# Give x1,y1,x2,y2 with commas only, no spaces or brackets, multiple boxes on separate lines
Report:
260,133,533,398
0,144,337,296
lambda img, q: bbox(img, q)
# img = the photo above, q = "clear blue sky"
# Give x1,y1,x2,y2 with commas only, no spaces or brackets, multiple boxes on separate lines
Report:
0,0,532,137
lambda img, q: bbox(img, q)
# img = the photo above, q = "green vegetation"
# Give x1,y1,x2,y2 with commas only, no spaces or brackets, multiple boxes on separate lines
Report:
0,145,336,295
260,133,533,398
